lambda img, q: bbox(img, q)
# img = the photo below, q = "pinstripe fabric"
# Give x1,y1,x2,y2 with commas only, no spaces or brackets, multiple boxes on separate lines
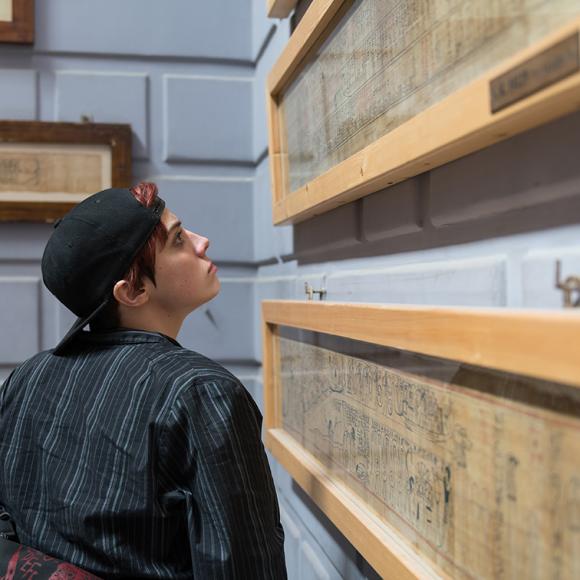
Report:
0,330,287,579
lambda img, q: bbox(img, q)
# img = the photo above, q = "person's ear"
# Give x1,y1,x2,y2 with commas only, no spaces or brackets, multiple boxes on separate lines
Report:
112,279,149,308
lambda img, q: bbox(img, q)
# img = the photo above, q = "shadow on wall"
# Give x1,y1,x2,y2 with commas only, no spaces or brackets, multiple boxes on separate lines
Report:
291,0,314,32
291,110,580,265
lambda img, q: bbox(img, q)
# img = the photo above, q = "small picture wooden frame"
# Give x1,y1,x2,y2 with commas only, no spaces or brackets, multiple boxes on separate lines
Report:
262,300,580,578
0,121,132,222
0,0,34,44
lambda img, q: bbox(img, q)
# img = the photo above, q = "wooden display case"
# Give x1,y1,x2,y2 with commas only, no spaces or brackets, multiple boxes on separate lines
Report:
262,300,580,578
267,0,580,224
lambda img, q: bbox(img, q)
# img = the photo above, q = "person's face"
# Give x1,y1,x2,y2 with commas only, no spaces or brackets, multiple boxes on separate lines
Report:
147,208,220,316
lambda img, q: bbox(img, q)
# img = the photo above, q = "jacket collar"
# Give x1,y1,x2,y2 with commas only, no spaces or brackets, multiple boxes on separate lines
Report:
76,328,182,348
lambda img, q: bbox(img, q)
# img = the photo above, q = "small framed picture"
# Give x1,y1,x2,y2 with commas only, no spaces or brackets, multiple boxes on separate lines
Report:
0,0,34,44
0,121,132,222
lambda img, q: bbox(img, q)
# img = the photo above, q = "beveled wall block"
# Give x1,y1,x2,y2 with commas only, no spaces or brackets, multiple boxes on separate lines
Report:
164,74,253,162
36,0,252,60
158,177,254,262
325,256,507,306
361,178,422,241
55,71,149,159
0,277,41,364
430,112,580,227
0,69,38,120
0,224,52,260
300,540,340,580
280,502,302,580
179,276,255,362
294,204,360,257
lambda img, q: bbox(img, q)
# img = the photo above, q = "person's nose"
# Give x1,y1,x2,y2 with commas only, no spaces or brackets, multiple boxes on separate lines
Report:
188,230,210,256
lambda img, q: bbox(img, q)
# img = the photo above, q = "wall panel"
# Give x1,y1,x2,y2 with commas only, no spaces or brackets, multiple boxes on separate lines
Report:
0,277,40,363
163,74,253,163
430,112,580,227
280,501,302,580
55,71,149,159
361,179,422,241
325,256,507,306
35,0,252,60
0,69,38,120
158,177,255,263
179,276,255,363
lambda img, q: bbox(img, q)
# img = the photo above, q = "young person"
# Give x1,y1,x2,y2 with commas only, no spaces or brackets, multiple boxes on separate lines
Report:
0,183,287,579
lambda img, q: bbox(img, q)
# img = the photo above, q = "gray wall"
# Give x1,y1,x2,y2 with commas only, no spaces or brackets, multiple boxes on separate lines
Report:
2,2,580,579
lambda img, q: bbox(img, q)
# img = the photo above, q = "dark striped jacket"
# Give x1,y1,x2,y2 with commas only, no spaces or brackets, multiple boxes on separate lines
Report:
0,330,287,579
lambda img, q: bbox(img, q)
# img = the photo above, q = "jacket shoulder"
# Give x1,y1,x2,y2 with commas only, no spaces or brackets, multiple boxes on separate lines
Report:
152,347,240,387
6,349,53,380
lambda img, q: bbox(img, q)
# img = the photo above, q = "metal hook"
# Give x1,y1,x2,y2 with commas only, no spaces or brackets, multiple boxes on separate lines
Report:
555,260,580,308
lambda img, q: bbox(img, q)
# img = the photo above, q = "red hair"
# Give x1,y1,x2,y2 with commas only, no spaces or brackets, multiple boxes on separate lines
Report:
126,182,168,289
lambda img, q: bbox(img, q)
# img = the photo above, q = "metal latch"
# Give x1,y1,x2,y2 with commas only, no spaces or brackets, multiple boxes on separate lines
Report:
305,282,327,301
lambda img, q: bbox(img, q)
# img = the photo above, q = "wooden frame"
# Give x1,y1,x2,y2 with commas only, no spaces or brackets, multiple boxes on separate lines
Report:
267,0,298,19
262,300,580,578
268,1,580,225
0,0,34,44
0,121,132,222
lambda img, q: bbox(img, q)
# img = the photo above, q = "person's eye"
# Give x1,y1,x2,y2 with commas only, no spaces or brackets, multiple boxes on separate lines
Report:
175,230,184,245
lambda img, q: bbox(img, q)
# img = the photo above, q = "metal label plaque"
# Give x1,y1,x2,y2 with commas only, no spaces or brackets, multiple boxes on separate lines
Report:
491,33,580,113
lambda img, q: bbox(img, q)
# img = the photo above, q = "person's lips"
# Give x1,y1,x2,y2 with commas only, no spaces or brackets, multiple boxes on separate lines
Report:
208,261,217,274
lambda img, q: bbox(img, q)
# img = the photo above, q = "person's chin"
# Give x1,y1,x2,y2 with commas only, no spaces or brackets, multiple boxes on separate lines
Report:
212,277,221,295
201,283,221,306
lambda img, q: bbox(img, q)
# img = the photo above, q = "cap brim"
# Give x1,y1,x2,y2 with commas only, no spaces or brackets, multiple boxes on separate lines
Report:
52,299,111,356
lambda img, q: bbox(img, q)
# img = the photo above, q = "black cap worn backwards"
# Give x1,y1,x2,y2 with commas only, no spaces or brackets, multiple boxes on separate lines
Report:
41,188,165,355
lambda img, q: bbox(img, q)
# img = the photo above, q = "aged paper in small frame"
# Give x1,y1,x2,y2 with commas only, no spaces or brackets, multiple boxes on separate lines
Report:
0,0,14,23
0,121,132,222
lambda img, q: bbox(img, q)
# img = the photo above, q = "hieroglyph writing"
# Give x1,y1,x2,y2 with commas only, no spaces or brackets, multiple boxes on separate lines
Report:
279,336,580,579
280,0,580,193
